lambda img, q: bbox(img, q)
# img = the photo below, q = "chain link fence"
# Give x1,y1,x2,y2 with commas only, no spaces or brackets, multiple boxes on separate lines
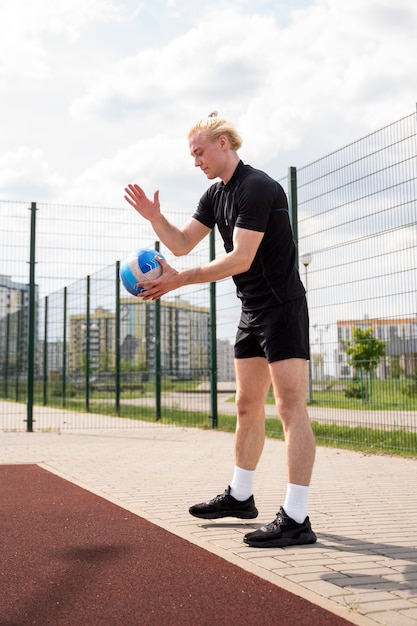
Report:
1,111,416,453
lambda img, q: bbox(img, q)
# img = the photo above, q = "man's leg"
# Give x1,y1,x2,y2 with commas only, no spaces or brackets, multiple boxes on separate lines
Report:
243,358,317,548
188,357,270,520
234,356,271,470
269,358,315,486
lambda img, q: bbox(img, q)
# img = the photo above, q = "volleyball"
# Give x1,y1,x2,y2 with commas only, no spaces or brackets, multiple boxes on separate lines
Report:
120,248,165,296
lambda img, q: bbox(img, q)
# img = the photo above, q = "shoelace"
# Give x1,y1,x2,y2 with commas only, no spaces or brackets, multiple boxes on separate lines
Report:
266,511,286,530
210,489,229,503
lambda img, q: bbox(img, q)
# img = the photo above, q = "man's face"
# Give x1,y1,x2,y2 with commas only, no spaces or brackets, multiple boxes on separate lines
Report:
189,131,226,180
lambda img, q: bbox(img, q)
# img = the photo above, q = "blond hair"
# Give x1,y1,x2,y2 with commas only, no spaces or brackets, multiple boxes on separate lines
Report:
188,111,242,151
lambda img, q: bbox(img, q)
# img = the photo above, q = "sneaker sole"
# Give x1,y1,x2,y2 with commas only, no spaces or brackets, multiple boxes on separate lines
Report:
189,508,259,520
243,531,317,548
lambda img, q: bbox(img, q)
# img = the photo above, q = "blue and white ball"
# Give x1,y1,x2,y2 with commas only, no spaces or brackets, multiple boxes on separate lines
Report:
120,248,165,296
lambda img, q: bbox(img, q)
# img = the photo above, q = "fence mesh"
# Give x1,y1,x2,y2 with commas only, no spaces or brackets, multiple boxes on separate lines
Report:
1,110,416,453
297,112,417,450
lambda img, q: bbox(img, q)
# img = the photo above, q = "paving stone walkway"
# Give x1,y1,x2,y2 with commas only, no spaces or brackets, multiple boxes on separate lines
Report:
1,405,417,625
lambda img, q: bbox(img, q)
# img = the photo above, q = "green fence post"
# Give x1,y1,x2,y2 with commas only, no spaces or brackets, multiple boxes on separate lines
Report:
209,229,218,428
85,276,91,412
115,261,121,415
4,311,10,398
288,166,313,403
26,202,37,432
15,309,21,402
154,241,161,420
288,166,299,269
62,287,67,407
43,296,48,405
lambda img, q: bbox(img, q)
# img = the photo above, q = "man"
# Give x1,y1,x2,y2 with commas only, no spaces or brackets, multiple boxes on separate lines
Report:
124,112,316,548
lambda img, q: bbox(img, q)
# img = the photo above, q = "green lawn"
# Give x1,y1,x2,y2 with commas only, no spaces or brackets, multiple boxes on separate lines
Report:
268,379,417,411
3,376,417,458
48,400,416,459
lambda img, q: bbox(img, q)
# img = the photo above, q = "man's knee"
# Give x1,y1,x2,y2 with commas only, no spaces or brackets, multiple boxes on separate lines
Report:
275,398,309,426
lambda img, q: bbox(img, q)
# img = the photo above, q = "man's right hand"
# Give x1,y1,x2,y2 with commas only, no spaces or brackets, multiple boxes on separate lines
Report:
124,184,160,222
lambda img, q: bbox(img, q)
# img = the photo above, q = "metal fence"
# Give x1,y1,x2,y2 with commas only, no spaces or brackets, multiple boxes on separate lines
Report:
293,110,417,452
1,110,416,453
0,200,216,432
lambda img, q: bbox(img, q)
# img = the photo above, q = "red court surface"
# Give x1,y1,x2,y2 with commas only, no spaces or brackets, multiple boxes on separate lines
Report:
0,465,354,625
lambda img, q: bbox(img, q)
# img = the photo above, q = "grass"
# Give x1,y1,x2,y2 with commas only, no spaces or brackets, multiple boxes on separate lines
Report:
57,400,417,459
268,379,417,411
7,376,417,411
3,377,417,458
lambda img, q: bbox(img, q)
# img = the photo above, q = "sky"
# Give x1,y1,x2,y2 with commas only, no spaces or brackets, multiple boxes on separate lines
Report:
1,0,417,213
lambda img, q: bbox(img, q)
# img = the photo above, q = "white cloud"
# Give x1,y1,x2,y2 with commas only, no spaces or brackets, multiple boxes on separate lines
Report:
0,147,64,200
70,0,417,166
68,9,269,124
1,0,417,209
0,0,123,80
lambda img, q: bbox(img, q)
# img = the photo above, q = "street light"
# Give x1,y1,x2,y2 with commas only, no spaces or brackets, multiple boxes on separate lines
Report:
301,253,312,270
301,253,313,403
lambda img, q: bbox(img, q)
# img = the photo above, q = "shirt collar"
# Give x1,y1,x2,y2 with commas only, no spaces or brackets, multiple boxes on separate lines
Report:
222,160,244,191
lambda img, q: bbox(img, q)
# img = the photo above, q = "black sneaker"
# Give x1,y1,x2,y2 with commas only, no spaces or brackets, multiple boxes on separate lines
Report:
243,507,317,548
189,486,258,520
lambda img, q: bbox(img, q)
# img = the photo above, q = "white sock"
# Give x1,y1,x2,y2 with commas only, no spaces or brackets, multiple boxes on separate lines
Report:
230,466,255,501
283,483,309,523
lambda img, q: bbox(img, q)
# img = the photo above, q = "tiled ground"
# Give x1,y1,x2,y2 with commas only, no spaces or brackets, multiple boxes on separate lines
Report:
1,405,417,626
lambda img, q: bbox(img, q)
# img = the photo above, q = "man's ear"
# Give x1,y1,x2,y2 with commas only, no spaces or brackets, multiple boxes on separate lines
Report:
218,134,228,150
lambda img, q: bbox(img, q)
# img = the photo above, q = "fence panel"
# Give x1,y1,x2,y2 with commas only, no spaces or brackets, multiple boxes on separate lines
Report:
295,112,417,451
0,199,214,430
1,111,416,452
0,201,32,429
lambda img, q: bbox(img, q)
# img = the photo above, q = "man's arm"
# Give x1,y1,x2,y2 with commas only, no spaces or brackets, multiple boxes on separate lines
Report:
152,215,210,256
124,184,209,255
181,226,263,284
140,226,264,300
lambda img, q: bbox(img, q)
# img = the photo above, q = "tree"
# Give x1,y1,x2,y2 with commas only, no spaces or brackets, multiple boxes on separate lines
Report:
343,327,386,401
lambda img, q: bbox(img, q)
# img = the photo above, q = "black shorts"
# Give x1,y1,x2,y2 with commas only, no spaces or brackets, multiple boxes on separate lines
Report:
234,296,310,363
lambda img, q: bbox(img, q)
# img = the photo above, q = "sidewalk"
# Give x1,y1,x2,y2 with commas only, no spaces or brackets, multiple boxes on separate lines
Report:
1,410,417,626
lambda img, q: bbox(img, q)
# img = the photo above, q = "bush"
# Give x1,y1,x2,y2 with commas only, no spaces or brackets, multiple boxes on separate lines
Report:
402,366,417,397
345,380,362,399
402,381,417,397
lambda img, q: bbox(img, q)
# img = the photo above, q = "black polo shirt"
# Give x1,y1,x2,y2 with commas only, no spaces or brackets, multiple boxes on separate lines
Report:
193,160,305,310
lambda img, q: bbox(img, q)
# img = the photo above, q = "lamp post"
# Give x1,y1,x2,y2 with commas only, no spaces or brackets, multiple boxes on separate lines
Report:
301,253,313,403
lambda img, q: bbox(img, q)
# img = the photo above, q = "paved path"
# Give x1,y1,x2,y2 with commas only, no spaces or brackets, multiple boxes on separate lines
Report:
1,403,417,625
121,392,417,431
